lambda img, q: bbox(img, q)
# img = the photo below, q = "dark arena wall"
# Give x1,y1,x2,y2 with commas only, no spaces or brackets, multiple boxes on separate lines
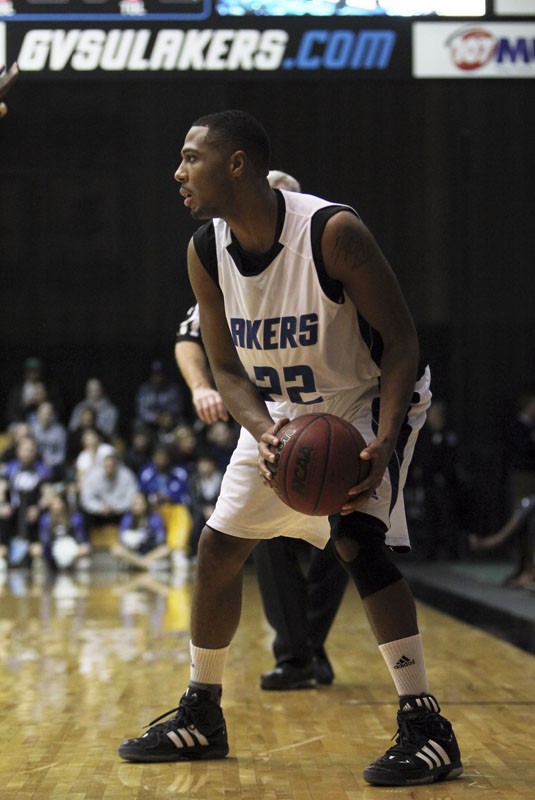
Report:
1,12,534,502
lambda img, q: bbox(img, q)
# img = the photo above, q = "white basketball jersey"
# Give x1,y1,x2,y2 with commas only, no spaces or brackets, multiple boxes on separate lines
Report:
207,190,381,410
194,190,430,548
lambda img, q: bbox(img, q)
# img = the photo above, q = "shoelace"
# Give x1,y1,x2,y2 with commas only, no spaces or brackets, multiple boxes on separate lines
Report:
389,711,437,754
144,702,192,731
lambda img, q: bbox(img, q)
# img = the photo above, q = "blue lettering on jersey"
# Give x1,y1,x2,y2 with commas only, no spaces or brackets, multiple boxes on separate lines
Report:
299,314,318,346
246,319,262,349
230,314,318,350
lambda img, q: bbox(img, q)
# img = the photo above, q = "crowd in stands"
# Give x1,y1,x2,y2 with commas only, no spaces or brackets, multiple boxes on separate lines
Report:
2,356,534,591
0,356,237,575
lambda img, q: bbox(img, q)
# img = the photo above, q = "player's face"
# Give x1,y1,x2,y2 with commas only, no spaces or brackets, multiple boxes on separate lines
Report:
175,126,233,220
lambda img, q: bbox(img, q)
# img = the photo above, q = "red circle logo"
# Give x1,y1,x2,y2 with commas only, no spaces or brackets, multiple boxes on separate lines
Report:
449,28,497,71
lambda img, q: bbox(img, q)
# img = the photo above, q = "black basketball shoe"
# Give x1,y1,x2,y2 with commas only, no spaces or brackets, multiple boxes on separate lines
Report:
118,690,229,763
363,694,463,786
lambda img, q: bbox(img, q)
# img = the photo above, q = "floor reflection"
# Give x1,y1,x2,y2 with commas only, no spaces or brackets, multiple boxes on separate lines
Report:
0,563,193,715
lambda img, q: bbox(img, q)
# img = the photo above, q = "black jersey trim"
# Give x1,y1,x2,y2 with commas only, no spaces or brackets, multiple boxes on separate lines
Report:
226,189,285,276
358,313,384,369
193,221,219,287
310,205,358,304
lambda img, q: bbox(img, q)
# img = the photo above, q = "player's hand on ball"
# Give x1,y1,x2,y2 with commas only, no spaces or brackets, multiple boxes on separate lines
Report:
258,417,289,485
340,437,389,515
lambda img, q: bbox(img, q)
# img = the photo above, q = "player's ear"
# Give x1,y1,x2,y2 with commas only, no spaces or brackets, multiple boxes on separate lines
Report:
229,150,246,177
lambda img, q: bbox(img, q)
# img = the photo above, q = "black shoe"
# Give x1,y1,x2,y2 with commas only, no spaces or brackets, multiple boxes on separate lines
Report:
312,649,334,685
260,662,316,691
363,694,463,786
118,690,229,763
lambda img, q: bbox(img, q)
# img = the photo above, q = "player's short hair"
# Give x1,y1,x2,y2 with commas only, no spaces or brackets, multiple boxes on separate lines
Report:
267,170,301,193
192,110,271,175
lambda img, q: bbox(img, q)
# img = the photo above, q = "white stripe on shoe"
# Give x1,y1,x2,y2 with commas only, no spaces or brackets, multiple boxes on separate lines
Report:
415,739,451,770
167,728,209,750
414,750,435,769
427,739,452,764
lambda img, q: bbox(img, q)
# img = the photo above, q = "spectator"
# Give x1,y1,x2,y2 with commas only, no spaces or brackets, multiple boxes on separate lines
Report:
34,490,90,571
188,452,224,558
135,359,185,432
470,494,535,590
75,427,116,492
123,423,155,475
30,401,67,482
204,420,239,472
0,436,51,567
0,421,33,464
153,410,178,451
68,378,120,440
138,444,192,564
80,450,138,529
508,385,535,505
112,491,170,571
405,399,465,559
171,423,199,470
66,405,103,463
5,356,64,425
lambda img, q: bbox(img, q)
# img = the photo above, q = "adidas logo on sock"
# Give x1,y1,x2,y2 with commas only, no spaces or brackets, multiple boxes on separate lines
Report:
394,655,416,669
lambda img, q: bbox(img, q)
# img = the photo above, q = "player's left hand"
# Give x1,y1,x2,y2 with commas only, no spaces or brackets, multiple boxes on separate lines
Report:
340,437,390,515
257,417,289,485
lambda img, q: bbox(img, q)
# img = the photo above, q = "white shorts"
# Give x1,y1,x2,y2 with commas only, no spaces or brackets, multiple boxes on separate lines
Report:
207,369,431,550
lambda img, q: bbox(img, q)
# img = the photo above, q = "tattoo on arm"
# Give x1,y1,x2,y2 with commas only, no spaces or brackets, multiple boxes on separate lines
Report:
333,226,372,272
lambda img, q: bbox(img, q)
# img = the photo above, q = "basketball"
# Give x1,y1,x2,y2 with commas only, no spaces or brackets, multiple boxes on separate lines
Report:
271,413,370,516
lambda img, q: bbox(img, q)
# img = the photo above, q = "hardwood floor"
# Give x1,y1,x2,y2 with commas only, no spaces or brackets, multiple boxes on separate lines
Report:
0,561,533,799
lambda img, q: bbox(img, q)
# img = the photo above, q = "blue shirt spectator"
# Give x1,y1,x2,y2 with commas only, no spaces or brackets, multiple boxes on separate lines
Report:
118,494,167,555
0,436,51,546
38,492,90,569
138,445,190,505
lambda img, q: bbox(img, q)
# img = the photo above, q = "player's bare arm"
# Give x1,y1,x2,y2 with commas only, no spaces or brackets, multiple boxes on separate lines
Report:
322,211,419,510
187,239,274,452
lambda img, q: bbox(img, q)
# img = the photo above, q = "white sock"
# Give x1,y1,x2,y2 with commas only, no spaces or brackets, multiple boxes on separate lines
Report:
189,641,230,686
378,633,430,697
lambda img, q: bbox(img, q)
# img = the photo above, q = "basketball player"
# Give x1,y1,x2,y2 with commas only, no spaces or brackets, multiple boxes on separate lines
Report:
0,63,18,119
175,170,348,691
118,110,462,786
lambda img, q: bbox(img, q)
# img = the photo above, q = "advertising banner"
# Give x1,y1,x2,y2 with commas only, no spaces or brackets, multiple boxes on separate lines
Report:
494,0,535,14
2,2,533,80
0,16,412,78
413,22,535,78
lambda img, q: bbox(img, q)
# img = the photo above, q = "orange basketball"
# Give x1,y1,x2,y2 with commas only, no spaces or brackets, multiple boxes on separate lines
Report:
271,413,370,516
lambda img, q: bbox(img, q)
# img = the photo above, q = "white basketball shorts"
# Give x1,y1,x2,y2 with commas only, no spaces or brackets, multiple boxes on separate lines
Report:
207,369,431,550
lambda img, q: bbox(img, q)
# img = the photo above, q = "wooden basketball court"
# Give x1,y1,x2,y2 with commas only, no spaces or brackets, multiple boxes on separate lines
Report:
0,562,533,799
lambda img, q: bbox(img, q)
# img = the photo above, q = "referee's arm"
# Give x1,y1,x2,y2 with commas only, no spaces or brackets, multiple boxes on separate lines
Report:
175,306,229,424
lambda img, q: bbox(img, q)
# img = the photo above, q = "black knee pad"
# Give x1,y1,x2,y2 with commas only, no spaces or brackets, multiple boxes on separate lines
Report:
329,512,403,599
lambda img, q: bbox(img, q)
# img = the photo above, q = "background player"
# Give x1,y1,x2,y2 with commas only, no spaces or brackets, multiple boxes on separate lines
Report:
0,63,18,119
